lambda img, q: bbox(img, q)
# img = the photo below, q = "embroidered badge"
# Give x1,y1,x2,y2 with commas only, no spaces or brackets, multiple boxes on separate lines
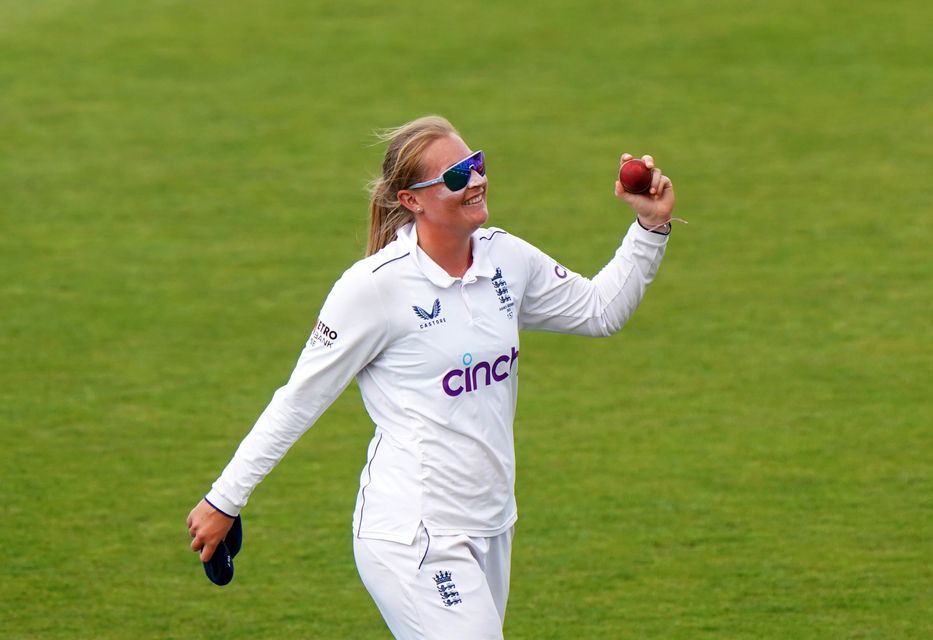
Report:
491,267,515,319
434,571,462,607
413,298,446,330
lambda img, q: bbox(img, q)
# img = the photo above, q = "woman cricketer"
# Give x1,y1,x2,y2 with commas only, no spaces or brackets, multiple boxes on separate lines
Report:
187,115,676,639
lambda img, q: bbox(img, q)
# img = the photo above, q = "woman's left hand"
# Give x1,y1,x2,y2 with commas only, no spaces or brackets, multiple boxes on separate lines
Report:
614,153,676,230
187,498,235,562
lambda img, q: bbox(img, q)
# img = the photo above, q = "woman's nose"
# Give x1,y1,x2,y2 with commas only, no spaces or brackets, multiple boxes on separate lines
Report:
467,169,486,187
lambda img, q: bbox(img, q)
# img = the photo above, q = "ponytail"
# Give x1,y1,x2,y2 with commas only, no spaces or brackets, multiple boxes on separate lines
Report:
366,176,413,257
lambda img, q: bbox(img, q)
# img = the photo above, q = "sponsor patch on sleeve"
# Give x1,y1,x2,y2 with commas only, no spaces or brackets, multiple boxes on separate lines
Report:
310,318,339,348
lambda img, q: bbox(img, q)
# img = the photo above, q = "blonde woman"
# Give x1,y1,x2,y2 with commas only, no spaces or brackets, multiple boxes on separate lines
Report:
187,115,676,639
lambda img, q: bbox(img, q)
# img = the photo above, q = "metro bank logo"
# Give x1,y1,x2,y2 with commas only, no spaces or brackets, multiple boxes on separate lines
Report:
442,347,519,397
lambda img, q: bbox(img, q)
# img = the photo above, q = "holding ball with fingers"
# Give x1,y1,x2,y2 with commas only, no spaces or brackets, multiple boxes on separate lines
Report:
619,158,652,194
615,153,677,233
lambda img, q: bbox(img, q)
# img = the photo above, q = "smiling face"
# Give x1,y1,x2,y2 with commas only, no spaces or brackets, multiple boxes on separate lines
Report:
399,134,488,241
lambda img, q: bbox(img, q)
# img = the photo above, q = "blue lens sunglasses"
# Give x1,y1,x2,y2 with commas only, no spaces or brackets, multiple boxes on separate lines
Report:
407,150,485,192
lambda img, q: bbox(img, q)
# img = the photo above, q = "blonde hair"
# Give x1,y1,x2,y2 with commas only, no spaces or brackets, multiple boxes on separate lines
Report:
366,115,459,256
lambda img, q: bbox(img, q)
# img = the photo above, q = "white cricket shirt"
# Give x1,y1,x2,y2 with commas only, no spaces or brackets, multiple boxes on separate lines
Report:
206,220,668,543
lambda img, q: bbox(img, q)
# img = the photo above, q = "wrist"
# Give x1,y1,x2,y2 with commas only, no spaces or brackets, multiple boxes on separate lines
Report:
636,216,671,235
204,491,240,518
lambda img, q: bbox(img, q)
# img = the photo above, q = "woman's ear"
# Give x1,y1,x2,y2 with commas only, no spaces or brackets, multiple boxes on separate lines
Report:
397,190,423,214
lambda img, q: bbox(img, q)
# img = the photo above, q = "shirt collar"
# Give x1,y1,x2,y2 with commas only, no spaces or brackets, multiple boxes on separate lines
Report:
396,223,498,287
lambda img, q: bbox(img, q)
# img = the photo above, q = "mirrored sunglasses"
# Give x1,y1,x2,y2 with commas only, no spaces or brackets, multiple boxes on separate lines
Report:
407,150,485,192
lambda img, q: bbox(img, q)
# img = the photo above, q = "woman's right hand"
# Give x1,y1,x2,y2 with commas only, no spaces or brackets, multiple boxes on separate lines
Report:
187,499,235,562
614,153,676,230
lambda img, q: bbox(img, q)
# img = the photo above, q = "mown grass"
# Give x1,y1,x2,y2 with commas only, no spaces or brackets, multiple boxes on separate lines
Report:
1,1,930,638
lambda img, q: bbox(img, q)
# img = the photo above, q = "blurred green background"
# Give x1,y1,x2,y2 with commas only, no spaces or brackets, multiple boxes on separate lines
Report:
1,1,930,638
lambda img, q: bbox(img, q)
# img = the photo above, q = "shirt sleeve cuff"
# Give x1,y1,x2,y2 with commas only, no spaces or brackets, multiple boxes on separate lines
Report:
631,219,671,245
635,217,672,236
204,489,241,517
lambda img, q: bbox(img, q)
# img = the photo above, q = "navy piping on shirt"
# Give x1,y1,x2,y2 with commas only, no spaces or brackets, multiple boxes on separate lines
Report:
372,252,411,273
204,496,235,518
418,527,431,570
357,433,384,538
635,217,672,236
478,230,507,242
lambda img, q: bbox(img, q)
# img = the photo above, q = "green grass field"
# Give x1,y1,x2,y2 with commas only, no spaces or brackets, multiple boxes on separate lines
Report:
1,1,931,637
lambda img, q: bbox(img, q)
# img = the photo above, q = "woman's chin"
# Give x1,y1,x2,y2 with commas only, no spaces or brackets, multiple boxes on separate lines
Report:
467,205,489,227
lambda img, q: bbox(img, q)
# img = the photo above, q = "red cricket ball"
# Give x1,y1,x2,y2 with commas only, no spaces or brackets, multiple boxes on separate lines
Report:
619,159,652,194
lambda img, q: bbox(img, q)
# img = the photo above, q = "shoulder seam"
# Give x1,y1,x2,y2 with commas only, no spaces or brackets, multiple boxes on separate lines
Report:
372,251,411,273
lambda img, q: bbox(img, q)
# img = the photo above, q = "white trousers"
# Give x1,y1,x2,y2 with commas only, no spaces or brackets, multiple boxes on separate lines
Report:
354,524,514,640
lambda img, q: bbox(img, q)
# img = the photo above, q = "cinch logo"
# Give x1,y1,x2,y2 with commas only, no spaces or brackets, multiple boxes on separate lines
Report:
442,348,519,397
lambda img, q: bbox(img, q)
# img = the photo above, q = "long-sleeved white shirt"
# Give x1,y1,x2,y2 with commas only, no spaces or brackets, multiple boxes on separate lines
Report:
206,220,668,543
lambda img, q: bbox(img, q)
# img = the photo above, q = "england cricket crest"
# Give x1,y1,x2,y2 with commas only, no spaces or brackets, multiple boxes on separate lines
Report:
491,267,514,319
433,571,462,607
